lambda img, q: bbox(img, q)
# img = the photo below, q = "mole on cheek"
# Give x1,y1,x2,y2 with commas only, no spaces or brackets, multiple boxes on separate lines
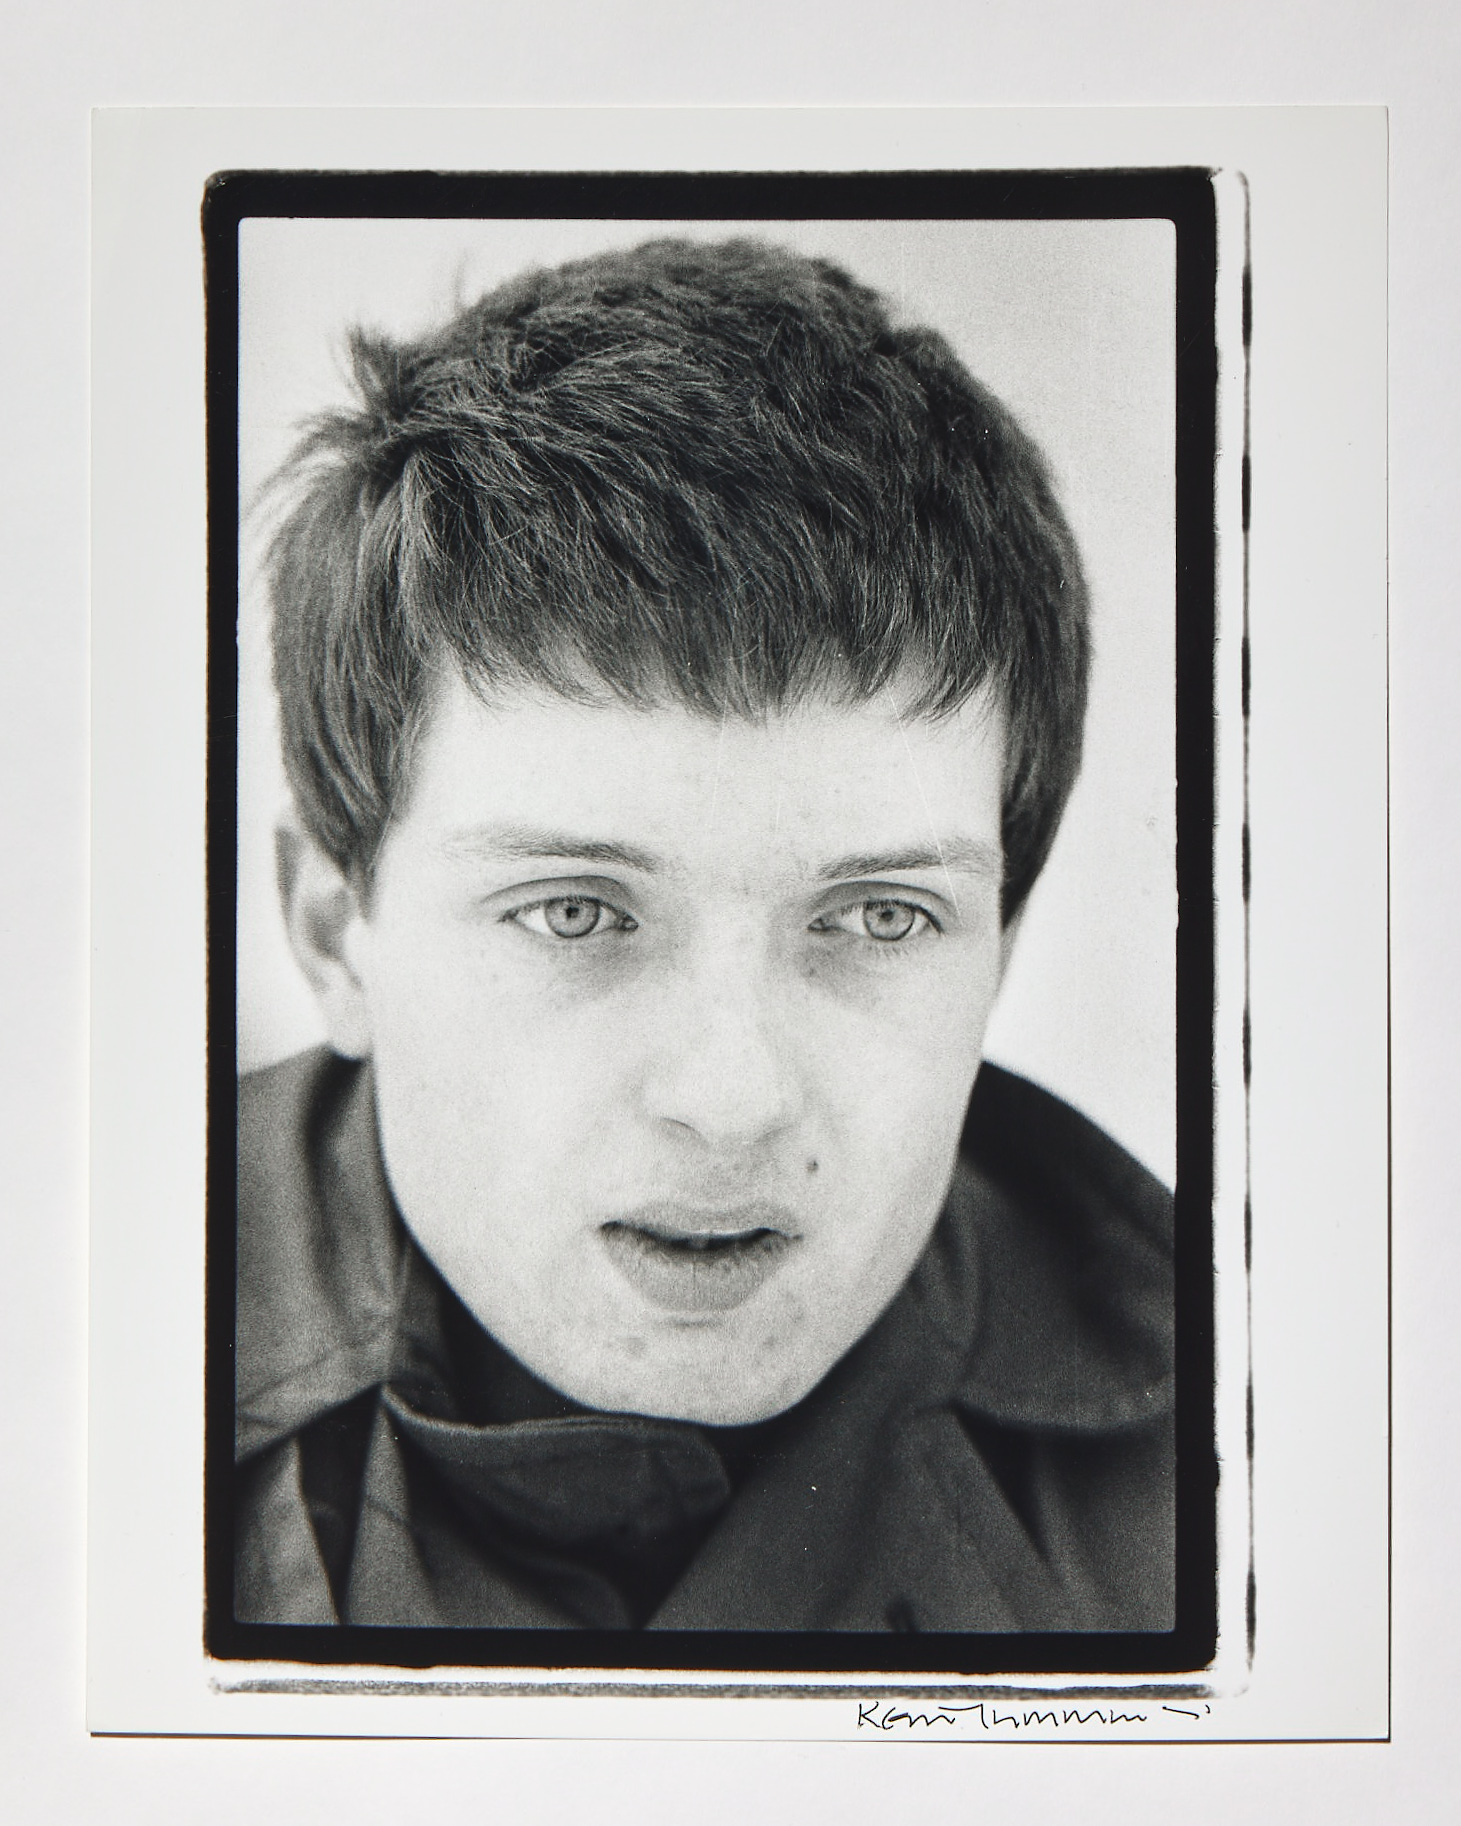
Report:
806,1158,819,1176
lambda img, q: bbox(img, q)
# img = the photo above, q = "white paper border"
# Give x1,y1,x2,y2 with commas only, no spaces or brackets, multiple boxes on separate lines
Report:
89,105,1386,1742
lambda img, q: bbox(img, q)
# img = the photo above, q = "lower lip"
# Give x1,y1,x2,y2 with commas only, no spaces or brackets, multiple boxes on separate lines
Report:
599,1225,794,1313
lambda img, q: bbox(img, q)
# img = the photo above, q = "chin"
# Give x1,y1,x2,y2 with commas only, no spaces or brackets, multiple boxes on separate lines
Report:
635,1392,798,1428
601,1355,821,1429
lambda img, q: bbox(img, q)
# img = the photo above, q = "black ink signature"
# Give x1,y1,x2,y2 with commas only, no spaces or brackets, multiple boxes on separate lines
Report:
856,1700,1154,1732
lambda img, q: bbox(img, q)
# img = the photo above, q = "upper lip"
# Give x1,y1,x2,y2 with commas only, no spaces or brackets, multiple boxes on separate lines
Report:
603,1200,803,1243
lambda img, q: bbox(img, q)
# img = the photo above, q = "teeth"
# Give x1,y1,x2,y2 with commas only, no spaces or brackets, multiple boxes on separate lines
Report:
606,1222,784,1254
660,1230,764,1251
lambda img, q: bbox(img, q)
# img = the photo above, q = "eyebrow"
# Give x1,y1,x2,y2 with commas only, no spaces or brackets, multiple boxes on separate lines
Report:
442,824,1001,885
813,840,1002,884
441,823,664,873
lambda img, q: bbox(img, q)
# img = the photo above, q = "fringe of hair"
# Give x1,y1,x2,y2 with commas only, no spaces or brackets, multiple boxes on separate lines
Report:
267,237,1090,919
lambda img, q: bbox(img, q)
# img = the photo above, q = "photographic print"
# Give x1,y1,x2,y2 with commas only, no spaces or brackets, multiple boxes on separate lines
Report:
207,172,1221,1680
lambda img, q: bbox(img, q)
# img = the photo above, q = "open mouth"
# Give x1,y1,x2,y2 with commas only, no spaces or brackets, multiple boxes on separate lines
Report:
599,1212,797,1313
620,1224,783,1254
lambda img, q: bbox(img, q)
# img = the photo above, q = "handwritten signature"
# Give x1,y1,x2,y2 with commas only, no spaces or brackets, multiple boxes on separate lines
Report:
856,1700,1213,1733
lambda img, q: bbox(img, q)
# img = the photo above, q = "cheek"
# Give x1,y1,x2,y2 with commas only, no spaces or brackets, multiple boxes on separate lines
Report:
366,915,575,1065
816,956,1000,1132
364,929,634,1181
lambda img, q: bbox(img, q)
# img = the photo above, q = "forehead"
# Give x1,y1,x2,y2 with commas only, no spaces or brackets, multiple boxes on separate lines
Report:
389,669,1006,878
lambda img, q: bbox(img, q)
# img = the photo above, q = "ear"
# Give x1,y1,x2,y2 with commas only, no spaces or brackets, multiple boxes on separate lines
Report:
276,821,374,1060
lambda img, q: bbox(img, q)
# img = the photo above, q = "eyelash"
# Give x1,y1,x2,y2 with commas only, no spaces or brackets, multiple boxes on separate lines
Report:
504,893,938,948
810,899,940,943
505,896,639,941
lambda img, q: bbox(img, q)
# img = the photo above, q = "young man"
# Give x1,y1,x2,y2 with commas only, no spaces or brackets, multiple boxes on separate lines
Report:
235,236,1174,1633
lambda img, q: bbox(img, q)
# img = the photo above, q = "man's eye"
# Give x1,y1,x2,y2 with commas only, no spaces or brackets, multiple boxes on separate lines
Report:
509,896,636,940
813,899,933,943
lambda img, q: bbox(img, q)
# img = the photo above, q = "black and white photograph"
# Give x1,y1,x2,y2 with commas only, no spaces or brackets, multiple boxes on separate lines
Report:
0,0,1434,1795
211,176,1218,1674
81,105,1394,1762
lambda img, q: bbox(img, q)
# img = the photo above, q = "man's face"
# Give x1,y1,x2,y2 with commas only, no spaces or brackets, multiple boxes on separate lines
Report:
335,669,1008,1425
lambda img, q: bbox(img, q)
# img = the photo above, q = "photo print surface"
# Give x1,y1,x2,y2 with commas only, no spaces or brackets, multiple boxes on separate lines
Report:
208,172,1222,1678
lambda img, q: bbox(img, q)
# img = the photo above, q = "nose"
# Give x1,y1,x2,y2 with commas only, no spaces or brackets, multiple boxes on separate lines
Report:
639,943,805,1151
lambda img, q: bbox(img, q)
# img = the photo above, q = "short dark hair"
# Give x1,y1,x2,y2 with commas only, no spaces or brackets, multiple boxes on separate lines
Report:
266,236,1090,920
